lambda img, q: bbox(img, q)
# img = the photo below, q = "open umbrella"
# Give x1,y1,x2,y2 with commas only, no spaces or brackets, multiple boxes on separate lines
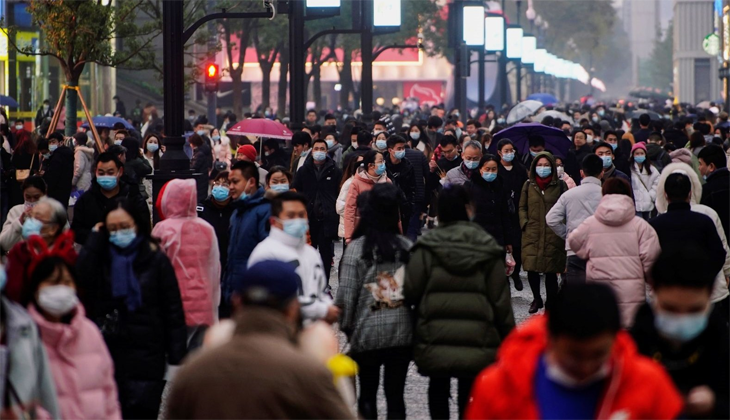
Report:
81,116,135,130
226,118,293,140
534,110,574,125
527,93,559,106
506,100,543,124
487,123,572,159
627,109,661,121
0,95,19,107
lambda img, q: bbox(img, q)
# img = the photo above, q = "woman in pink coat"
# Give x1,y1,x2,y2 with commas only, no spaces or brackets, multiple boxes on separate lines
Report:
567,178,661,328
344,150,392,243
153,178,220,348
27,256,121,420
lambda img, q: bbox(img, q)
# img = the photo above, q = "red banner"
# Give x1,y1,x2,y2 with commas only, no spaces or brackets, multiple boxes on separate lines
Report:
403,81,444,106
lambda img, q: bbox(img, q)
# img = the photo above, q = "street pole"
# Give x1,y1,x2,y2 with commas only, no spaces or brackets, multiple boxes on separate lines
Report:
161,0,188,172
360,0,374,115
289,0,306,123
478,49,485,113
515,0,522,103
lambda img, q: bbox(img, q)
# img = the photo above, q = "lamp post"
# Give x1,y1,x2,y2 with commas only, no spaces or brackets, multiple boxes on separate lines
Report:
521,33,536,96
506,25,523,104
484,13,505,112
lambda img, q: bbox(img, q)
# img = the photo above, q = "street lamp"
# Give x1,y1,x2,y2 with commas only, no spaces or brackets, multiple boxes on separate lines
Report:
463,5,486,46
521,34,536,64
506,26,523,60
485,14,505,52
374,0,401,27
533,48,547,73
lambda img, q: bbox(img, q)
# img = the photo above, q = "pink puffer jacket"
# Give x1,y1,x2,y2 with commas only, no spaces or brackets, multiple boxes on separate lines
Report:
29,304,121,420
567,194,661,328
152,179,221,326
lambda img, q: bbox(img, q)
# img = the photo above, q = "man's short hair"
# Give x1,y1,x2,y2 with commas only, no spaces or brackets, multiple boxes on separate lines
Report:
386,135,407,149
639,114,651,127
96,152,123,169
664,172,692,203
324,113,336,121
439,135,459,148
528,135,545,148
581,154,604,177
312,138,328,150
593,141,613,154
648,132,664,143
652,246,716,292
292,131,312,147
270,191,308,218
548,283,621,339
357,130,373,147
427,116,443,129
466,119,481,128
698,144,728,169
231,160,260,186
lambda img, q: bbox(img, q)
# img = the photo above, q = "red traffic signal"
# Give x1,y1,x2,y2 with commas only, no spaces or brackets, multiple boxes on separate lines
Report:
206,63,219,79
204,63,219,92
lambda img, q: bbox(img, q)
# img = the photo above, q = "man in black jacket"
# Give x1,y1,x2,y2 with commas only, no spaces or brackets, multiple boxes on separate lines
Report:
71,153,150,245
42,132,74,209
292,138,342,281
496,138,527,291
404,139,429,241
385,135,416,234
698,145,730,239
633,113,653,144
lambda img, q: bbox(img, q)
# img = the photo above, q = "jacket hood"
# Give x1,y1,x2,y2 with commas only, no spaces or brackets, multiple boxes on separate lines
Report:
594,194,636,226
157,178,197,220
669,148,693,165
414,221,502,274
645,143,663,159
655,162,702,213
528,151,559,183
75,145,95,157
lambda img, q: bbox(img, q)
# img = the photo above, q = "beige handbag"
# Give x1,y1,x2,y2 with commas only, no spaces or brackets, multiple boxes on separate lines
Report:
15,154,34,182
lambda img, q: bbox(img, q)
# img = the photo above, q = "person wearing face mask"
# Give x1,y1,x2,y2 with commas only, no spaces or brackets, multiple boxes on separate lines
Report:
343,150,392,243
292,139,343,283
71,153,150,246
594,142,631,188
1,176,47,253
464,154,513,254
496,139,528,291
42,132,74,210
222,160,271,317
26,256,122,420
384,135,416,233
565,130,592,184
373,131,388,153
466,283,683,420
628,143,660,220
698,145,729,239
631,248,729,419
261,138,288,171
5,197,77,304
35,99,54,129
198,171,234,291
443,141,482,187
520,152,568,313
249,191,337,324
336,157,363,245
323,128,343,167
521,135,546,168
291,131,313,173
76,198,187,419
264,166,292,196
190,133,214,175
554,157,576,189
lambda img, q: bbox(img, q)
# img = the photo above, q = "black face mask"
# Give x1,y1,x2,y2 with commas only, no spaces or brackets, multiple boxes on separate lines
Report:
563,129,571,136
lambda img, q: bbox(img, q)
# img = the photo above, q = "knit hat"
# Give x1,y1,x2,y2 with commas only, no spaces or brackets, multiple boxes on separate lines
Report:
236,144,257,162
630,142,647,154
234,260,300,305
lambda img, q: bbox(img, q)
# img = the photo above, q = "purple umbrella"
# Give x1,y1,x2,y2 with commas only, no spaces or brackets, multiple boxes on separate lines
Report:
487,123,572,159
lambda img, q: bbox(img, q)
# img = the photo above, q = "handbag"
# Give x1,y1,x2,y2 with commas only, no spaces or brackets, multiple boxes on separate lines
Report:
15,154,34,182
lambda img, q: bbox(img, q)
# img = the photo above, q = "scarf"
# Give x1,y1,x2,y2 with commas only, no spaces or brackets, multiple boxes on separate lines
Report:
109,236,145,311
535,174,551,191
460,161,474,179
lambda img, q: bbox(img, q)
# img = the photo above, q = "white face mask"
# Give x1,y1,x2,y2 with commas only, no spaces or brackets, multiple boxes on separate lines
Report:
37,285,79,317
585,134,594,144
545,355,611,388
557,166,565,178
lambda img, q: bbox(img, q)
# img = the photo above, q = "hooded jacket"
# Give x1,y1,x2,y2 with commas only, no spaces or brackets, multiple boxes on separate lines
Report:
655,162,703,214
343,170,391,242
568,195,662,328
404,221,514,377
629,162,661,212
152,179,220,327
518,152,567,273
28,304,121,420
465,316,683,420
72,145,95,192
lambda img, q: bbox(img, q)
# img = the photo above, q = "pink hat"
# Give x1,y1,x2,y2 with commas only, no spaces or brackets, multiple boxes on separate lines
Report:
630,142,647,154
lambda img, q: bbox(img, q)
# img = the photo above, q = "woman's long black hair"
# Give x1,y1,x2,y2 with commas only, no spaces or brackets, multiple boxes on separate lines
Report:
351,183,409,264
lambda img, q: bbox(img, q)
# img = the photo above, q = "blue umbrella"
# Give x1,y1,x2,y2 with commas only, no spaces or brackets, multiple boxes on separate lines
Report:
0,95,19,107
526,93,559,106
81,116,134,130
487,122,572,159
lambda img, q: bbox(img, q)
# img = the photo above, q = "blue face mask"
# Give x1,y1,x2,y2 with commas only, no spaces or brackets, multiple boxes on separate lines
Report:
49,144,58,152
502,152,515,162
114,140,123,146
196,130,206,136
97,175,118,191
410,132,421,141
610,143,618,151
482,172,497,182
536,166,552,178
0,267,6,291
300,149,310,158
326,139,335,149
270,183,289,193
394,150,406,160
634,155,646,164
654,308,710,342
601,155,613,168
42,153,51,159
313,151,327,162
147,143,159,153
530,150,539,157
464,160,479,170
212,135,221,141
109,228,137,248
212,185,230,201
376,140,387,150
279,218,309,239
375,162,386,176
22,217,43,239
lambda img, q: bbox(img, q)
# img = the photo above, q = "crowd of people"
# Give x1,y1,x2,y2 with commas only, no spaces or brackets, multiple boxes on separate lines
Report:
0,98,728,419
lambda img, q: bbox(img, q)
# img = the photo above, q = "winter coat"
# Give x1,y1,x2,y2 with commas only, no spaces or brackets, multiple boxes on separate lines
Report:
404,221,514,377
197,196,234,270
344,170,391,242
1,297,60,419
498,162,529,228
655,162,703,214
42,145,74,209
701,167,729,240
76,232,187,414
191,143,213,174
426,156,463,195
669,148,704,181
165,307,353,420
262,148,289,171
545,176,603,256
630,163,661,212
123,157,152,198
28,304,122,420
646,143,671,170
335,235,413,354
465,316,683,420
404,147,429,206
223,187,270,303
689,204,730,303
385,154,416,221
518,152,567,273
630,304,729,419
568,194,662,328
327,142,344,168
293,156,343,239
336,177,353,239
443,163,471,186
464,174,513,247
248,227,331,322
72,146,95,192
71,179,150,246
0,204,25,253
565,145,592,185
152,179,220,327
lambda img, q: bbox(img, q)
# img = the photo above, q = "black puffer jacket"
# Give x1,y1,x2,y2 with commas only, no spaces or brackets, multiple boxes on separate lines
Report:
404,147,429,206
465,173,513,247
197,196,234,269
292,156,342,239
385,153,416,220
42,145,74,208
77,232,187,410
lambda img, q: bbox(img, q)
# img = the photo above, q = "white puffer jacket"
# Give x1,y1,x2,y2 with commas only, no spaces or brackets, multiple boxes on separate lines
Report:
630,163,660,212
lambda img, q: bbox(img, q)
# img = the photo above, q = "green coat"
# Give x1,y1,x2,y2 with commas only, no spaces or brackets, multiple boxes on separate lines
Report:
404,221,515,377
518,152,567,273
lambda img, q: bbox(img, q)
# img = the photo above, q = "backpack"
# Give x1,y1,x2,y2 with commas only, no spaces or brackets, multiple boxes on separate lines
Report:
650,150,668,172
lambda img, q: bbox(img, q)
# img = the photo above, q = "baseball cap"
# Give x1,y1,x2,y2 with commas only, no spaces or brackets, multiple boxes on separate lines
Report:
235,260,300,306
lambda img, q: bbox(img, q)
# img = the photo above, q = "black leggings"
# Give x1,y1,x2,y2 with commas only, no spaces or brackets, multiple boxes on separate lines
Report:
528,271,559,307
428,376,476,419
352,347,411,419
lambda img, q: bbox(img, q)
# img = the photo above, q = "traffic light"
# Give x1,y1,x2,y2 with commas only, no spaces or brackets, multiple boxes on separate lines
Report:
204,63,219,92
